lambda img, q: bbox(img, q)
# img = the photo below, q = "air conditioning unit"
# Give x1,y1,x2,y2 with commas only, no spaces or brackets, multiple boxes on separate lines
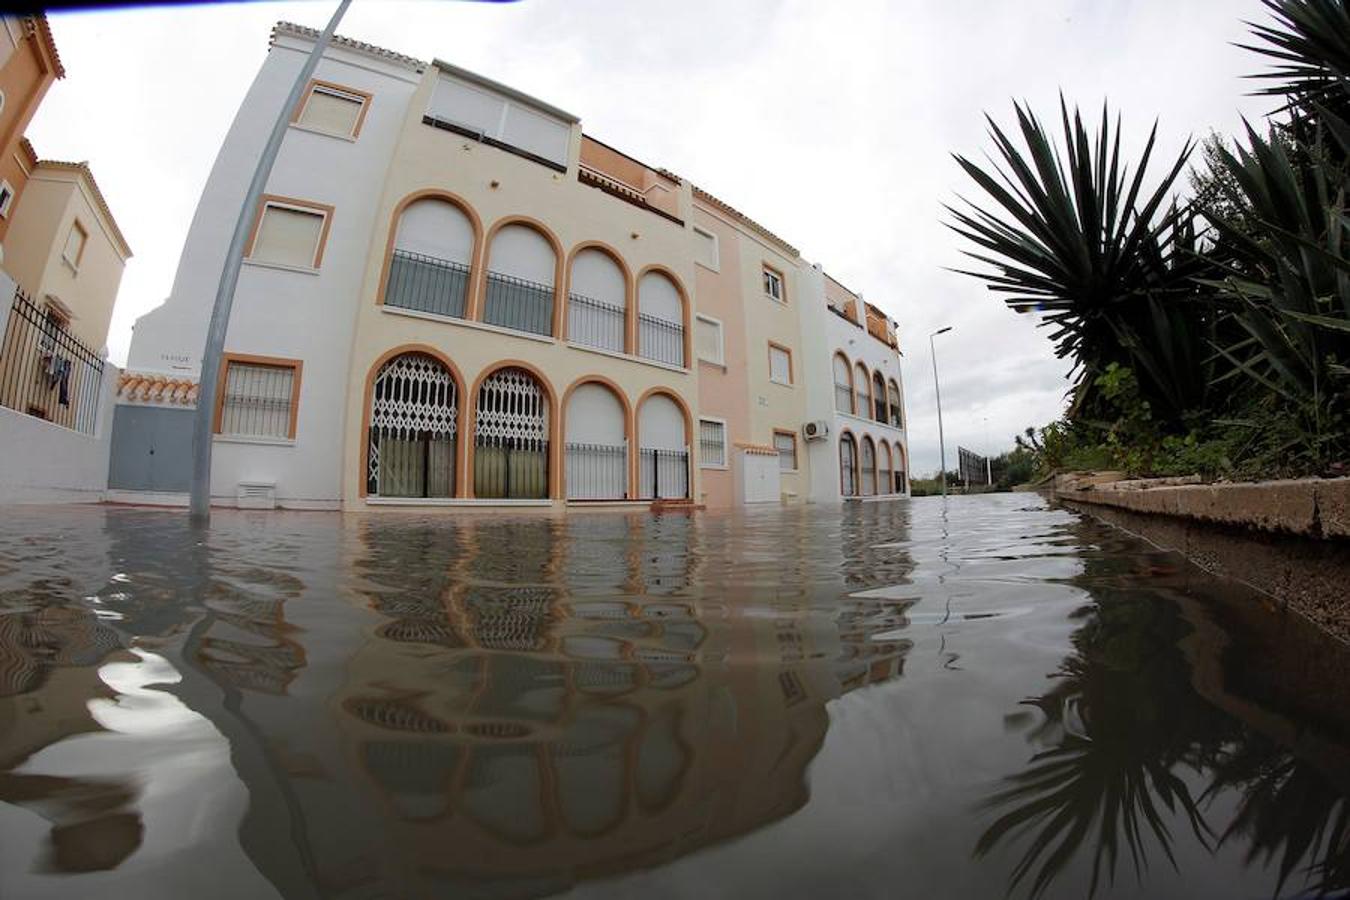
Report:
802,420,830,441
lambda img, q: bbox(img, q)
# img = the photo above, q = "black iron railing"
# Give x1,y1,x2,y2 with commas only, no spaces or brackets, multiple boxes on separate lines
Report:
567,292,625,353
0,288,104,435
474,439,549,499
565,442,627,499
638,447,689,500
483,271,554,337
638,313,684,367
385,250,470,319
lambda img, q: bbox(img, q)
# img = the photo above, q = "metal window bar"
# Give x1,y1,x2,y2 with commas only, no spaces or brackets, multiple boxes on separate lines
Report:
474,368,549,499
483,270,554,337
220,362,294,439
638,447,689,500
567,292,625,353
0,287,105,435
367,352,457,498
638,313,684,367
384,249,469,319
834,383,852,413
698,420,725,467
565,442,627,499
840,439,856,496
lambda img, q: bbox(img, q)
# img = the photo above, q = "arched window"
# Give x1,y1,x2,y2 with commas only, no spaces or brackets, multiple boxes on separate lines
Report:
565,382,628,499
894,442,908,494
484,224,556,336
878,443,892,495
475,367,549,498
888,380,903,428
638,271,685,367
367,352,458,498
860,436,876,496
568,249,626,354
638,393,689,499
839,434,857,497
854,363,870,418
833,353,852,413
386,198,474,318
872,371,887,423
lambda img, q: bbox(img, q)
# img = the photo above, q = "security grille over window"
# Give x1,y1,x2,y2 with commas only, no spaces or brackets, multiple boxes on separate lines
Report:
367,353,457,498
699,419,726,467
879,447,892,495
639,447,690,500
840,435,857,497
567,292,624,353
860,438,876,496
221,362,295,439
565,442,627,499
475,367,549,499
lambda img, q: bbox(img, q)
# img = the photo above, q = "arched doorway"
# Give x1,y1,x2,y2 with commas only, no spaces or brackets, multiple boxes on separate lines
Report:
839,433,857,497
474,367,550,498
565,381,628,499
860,436,876,496
637,392,689,499
367,352,459,498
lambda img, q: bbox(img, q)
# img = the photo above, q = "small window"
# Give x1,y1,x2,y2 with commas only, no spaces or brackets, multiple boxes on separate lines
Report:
0,180,13,218
773,431,797,471
248,199,331,270
763,265,784,301
296,81,370,139
62,221,87,270
695,314,724,365
693,225,719,270
699,418,727,468
768,343,792,385
216,356,302,440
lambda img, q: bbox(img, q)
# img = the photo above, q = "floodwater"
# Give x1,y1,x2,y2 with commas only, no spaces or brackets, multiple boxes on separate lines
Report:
0,495,1347,900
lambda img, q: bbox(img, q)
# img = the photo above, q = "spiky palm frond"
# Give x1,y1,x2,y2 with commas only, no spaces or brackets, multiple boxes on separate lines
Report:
1243,0,1350,118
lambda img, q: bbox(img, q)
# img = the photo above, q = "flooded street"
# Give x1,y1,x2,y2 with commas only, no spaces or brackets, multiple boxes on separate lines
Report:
1,494,1347,899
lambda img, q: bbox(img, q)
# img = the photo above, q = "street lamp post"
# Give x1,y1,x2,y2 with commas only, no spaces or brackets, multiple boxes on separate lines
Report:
189,0,352,525
930,326,952,497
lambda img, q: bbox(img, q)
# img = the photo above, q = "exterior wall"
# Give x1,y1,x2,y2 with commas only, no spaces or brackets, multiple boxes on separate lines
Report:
339,64,700,508
123,34,423,508
3,165,128,350
0,358,115,504
0,16,59,248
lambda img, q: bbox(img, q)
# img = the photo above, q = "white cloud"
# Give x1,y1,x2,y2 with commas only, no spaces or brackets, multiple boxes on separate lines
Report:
28,0,1274,476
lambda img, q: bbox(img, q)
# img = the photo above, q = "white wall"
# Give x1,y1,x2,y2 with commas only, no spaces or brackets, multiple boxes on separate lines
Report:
123,35,423,508
565,382,624,445
0,364,116,504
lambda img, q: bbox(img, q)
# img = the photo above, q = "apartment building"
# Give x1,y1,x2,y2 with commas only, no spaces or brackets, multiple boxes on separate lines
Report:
111,22,908,510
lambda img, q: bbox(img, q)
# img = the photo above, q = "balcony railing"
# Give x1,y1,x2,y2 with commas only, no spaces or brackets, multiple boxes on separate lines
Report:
483,271,554,337
638,447,689,500
567,293,625,354
385,249,469,320
638,313,684,368
0,288,104,435
565,442,628,500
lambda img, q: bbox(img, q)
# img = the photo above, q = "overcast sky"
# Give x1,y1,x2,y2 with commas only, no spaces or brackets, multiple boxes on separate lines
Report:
29,0,1275,477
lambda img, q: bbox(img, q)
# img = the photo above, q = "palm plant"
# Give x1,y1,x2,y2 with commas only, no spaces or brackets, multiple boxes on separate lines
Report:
1244,0,1350,123
948,100,1216,427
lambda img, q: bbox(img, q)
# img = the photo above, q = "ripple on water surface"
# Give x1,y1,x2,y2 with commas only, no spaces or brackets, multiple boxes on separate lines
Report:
0,494,1347,900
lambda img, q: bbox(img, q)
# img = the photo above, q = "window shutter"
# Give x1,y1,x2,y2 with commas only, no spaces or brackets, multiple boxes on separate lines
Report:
300,88,363,136
254,206,324,268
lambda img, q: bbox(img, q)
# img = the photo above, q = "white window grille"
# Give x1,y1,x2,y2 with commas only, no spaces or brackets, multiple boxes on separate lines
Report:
699,419,726,468
220,361,297,440
840,435,857,497
367,353,457,497
475,368,549,499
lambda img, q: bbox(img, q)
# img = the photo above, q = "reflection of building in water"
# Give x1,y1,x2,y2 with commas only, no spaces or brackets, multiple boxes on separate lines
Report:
289,510,917,894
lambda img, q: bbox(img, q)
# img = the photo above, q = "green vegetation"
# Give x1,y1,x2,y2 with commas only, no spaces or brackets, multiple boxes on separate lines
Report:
951,0,1350,482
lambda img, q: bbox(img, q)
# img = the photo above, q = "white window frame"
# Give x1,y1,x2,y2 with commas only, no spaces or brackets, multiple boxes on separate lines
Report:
762,265,784,303
773,430,798,472
698,416,729,470
768,342,793,386
294,81,370,141
695,313,725,366
0,179,14,218
692,224,720,271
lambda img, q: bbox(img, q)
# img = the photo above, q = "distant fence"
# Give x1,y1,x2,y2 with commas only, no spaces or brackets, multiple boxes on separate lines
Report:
957,446,989,486
0,288,104,435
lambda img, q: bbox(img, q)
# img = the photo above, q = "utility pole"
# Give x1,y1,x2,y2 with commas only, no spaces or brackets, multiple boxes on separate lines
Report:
930,326,952,497
189,0,352,525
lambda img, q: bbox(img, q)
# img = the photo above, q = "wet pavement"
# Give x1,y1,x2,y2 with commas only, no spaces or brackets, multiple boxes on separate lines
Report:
0,494,1347,899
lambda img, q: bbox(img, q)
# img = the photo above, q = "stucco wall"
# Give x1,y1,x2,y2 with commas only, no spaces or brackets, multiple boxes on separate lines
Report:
0,360,114,503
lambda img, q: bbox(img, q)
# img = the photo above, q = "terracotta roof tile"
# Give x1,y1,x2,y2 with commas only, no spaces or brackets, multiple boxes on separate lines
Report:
688,183,799,258
272,21,425,72
118,372,198,406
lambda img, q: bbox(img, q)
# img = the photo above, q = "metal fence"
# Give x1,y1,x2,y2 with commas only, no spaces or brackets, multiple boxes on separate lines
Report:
698,420,726,467
638,313,684,367
565,442,628,499
567,293,625,353
384,249,470,319
483,271,554,337
638,447,689,500
0,288,104,435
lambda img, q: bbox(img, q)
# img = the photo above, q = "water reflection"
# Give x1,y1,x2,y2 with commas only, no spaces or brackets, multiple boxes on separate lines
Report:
0,498,1346,898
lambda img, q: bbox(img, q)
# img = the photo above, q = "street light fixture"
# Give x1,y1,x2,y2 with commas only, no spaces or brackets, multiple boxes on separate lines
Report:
930,326,952,497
